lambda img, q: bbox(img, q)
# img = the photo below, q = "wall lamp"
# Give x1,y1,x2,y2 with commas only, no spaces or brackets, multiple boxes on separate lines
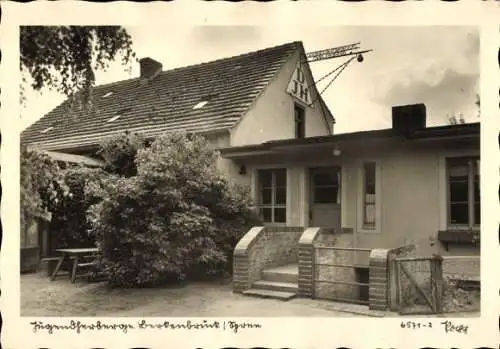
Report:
239,165,247,175
332,145,341,157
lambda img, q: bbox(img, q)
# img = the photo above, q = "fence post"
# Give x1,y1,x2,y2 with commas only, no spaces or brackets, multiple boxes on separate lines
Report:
369,249,390,310
431,255,444,313
298,228,321,298
388,255,399,311
311,246,316,299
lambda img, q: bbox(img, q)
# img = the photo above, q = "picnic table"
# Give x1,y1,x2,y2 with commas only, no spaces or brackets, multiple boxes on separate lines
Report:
50,247,100,283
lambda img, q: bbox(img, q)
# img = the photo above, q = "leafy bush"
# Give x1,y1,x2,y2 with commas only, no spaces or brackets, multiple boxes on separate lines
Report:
97,131,146,177
48,166,107,248
87,132,260,287
20,149,69,238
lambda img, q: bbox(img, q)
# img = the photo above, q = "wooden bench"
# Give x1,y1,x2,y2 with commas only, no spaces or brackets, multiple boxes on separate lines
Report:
70,256,102,283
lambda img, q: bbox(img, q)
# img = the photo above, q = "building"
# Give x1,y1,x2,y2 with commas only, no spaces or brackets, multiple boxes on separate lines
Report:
22,41,479,307
221,106,480,256
20,41,335,270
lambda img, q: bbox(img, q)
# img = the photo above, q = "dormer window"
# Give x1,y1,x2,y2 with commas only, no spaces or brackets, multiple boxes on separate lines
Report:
107,114,121,123
107,108,132,123
40,126,54,134
193,92,219,110
193,100,209,110
102,92,114,98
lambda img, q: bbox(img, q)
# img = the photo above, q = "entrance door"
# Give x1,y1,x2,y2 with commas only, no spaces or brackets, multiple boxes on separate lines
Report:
309,167,341,230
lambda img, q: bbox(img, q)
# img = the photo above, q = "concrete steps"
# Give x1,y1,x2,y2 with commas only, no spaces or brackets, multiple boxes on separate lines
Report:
242,264,299,301
253,280,299,293
242,288,297,301
261,264,299,284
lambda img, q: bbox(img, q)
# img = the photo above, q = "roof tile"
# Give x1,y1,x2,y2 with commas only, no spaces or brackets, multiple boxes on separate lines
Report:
22,41,303,151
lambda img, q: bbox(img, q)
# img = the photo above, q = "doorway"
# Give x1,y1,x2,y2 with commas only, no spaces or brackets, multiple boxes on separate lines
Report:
309,166,341,230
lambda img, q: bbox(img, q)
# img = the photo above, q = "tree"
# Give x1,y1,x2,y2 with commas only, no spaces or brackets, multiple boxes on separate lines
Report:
448,113,465,125
20,26,135,106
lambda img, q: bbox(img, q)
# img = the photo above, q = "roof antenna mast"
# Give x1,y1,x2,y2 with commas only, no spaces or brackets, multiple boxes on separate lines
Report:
303,42,373,102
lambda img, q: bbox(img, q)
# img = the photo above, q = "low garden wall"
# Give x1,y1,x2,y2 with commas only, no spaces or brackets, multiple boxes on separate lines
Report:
313,230,364,302
442,256,480,281
233,226,304,293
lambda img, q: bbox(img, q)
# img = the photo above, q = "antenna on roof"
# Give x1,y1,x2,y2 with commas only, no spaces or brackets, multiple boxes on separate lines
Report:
303,42,372,64
303,42,373,104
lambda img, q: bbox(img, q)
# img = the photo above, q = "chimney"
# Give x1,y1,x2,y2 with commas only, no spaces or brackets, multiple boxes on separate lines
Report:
392,103,426,137
139,57,163,81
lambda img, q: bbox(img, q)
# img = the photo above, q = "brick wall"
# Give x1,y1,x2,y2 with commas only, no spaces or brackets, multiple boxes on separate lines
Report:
297,228,320,297
368,248,391,310
233,226,303,293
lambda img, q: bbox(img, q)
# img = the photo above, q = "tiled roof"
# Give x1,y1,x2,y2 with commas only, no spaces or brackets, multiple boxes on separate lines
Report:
22,41,314,151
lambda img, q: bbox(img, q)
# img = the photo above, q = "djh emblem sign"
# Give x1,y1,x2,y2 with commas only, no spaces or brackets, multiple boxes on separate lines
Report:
287,63,313,107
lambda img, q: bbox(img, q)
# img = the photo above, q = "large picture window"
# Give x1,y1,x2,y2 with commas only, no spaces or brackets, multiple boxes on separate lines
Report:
447,157,480,227
257,169,287,223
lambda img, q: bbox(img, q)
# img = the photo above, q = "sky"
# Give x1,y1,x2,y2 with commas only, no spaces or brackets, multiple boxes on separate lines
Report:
20,25,480,134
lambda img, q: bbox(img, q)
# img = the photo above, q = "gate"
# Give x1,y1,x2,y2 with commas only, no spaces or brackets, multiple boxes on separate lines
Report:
313,245,372,305
393,256,444,314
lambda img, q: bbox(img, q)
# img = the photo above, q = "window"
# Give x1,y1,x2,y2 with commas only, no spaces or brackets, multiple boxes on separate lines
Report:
362,162,376,229
107,107,132,122
257,169,287,223
447,157,480,227
193,100,209,109
311,168,340,204
193,92,219,110
40,126,54,134
294,104,305,139
107,114,121,122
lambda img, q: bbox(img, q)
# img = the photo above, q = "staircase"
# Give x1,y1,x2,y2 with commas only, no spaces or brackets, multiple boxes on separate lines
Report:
242,264,299,301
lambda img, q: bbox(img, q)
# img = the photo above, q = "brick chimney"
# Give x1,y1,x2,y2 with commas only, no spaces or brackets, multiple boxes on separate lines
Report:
139,57,163,81
392,103,426,137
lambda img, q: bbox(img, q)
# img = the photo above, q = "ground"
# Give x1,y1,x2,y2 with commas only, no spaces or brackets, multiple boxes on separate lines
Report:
21,273,357,317
21,273,479,317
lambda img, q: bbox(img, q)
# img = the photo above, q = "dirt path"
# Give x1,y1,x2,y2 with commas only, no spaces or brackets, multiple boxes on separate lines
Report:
21,274,353,317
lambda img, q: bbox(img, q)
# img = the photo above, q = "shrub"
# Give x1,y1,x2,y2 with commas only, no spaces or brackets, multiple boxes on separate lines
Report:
97,131,146,177
48,166,107,248
20,149,69,242
87,132,260,287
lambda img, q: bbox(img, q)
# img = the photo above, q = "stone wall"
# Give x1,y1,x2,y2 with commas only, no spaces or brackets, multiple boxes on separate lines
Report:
442,256,480,280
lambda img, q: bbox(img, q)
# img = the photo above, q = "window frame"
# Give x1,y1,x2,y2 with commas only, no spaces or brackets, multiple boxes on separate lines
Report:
446,156,480,229
310,167,341,205
294,103,305,139
257,168,287,224
357,160,381,234
362,162,377,229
